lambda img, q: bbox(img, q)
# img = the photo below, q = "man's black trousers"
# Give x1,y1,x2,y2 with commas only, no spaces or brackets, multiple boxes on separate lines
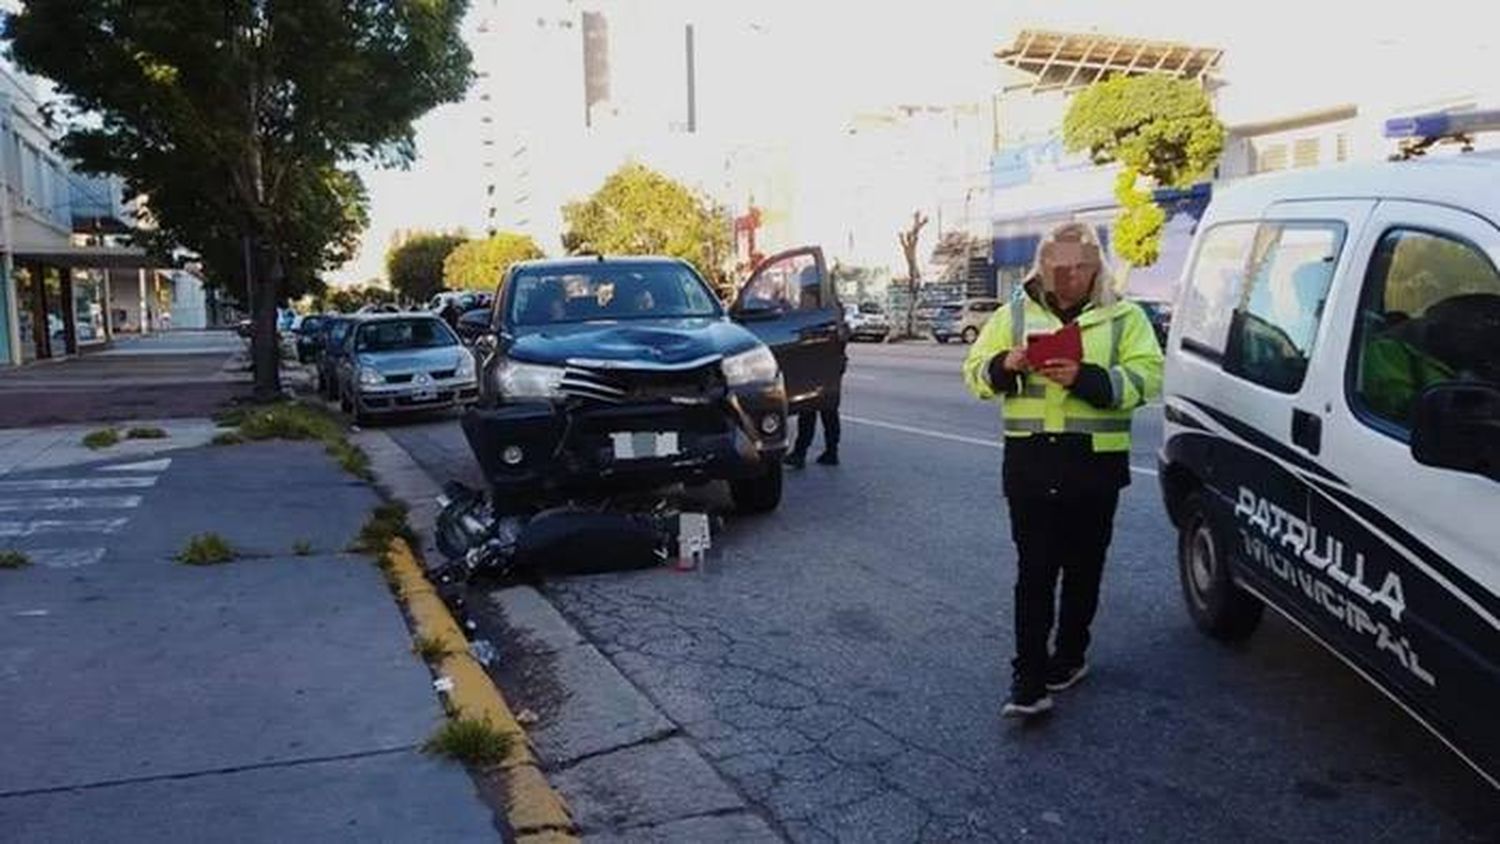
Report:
792,400,841,455
1007,490,1120,679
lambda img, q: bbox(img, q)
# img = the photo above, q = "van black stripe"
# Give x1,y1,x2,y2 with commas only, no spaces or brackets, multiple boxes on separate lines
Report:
1305,475,1500,624
1164,402,1210,432
1180,397,1344,486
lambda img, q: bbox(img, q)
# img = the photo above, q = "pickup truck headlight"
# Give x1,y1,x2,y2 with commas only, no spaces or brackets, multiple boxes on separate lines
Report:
721,346,779,386
498,359,565,399
358,367,384,387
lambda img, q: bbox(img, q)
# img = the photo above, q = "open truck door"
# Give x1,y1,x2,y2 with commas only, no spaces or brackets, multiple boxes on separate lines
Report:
731,246,845,411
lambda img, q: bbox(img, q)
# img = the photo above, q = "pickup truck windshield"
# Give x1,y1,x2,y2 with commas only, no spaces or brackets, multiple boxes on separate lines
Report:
509,264,721,326
356,319,458,352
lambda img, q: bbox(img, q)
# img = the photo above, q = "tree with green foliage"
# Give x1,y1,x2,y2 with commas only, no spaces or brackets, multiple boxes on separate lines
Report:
386,233,465,304
562,163,732,293
443,232,544,292
6,2,473,399
1062,74,1224,269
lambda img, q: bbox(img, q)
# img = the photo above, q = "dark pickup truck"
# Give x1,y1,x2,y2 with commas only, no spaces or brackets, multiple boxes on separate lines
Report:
461,248,845,515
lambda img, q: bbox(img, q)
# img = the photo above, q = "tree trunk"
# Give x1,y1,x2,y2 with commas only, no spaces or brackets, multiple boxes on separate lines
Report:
248,233,282,401
897,211,929,339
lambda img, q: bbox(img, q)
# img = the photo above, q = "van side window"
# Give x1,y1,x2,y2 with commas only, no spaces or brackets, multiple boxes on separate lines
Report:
1350,228,1500,434
1224,223,1345,393
1177,222,1258,359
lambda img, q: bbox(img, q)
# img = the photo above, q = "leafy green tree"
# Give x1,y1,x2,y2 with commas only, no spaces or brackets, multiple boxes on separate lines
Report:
1062,74,1224,268
562,163,732,292
443,232,544,292
6,2,472,398
386,233,465,304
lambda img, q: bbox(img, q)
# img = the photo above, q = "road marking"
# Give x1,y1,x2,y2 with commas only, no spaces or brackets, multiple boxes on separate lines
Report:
100,458,172,473
844,373,878,382
0,477,158,492
0,518,130,537
0,496,142,512
23,548,108,569
842,414,1158,477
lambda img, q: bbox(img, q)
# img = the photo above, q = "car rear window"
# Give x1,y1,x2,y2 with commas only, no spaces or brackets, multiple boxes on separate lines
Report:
356,319,458,352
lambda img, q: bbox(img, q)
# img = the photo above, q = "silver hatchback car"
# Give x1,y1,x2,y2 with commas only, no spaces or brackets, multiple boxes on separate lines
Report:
336,314,479,424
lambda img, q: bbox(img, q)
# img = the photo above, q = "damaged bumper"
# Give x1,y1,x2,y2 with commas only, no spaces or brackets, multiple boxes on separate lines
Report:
461,380,787,505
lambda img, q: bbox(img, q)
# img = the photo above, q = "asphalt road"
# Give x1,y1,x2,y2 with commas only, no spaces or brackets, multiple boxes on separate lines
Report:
387,341,1497,842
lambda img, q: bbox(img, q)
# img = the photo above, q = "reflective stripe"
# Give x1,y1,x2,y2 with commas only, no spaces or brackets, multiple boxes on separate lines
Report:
1010,290,1027,347
1069,417,1132,433
1108,314,1125,368
1003,416,1132,434
1022,382,1048,399
1107,368,1125,408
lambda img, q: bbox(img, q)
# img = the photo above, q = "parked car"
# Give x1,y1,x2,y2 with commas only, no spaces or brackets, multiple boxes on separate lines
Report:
455,307,493,343
462,248,845,515
292,314,329,364
932,298,1001,344
844,302,891,342
316,316,355,399
335,314,478,424
1159,132,1500,785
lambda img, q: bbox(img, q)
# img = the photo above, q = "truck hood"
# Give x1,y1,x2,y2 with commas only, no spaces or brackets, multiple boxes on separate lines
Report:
507,317,762,367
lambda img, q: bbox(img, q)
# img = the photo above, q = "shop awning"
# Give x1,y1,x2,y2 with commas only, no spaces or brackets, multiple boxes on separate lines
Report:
10,243,157,270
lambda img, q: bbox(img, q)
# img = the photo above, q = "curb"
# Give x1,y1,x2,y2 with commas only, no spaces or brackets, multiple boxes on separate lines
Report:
385,537,578,841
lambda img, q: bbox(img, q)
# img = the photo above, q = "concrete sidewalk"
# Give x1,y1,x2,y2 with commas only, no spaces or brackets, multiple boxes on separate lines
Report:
0,433,497,841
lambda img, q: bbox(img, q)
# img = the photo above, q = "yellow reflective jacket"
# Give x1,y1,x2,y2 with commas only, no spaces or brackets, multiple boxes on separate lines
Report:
962,286,1164,453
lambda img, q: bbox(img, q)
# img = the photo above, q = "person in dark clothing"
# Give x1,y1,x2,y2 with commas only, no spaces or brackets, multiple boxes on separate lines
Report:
786,275,848,468
962,222,1164,717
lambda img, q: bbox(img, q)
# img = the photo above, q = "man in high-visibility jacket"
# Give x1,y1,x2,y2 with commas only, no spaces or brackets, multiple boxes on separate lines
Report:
963,222,1164,718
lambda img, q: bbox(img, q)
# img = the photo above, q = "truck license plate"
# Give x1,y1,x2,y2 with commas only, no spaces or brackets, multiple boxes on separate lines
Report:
610,432,679,460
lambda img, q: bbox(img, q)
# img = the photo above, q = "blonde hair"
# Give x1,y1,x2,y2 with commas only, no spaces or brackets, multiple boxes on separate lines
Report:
1028,221,1119,307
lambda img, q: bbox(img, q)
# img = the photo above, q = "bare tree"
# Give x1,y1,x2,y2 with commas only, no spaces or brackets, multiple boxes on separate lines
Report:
897,211,929,338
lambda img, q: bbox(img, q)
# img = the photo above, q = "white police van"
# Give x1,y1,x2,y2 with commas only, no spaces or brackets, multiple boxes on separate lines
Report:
1158,112,1500,787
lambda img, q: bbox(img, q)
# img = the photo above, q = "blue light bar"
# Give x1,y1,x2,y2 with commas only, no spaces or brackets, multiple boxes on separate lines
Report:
1385,109,1500,139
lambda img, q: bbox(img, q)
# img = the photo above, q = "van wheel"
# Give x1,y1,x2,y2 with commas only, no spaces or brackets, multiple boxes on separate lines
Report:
961,326,979,344
935,336,949,344
730,461,783,514
1179,491,1263,641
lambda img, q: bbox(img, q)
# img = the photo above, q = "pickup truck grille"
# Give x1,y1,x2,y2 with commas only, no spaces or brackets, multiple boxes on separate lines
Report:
559,363,723,406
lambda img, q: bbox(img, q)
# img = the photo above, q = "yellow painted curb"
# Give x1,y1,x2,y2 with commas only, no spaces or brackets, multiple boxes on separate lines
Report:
385,538,578,840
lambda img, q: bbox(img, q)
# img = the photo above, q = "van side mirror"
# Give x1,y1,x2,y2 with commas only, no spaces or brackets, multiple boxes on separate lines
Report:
1410,382,1500,482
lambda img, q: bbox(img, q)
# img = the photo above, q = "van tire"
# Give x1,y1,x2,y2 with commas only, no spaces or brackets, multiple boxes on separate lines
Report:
1178,491,1263,641
730,461,783,514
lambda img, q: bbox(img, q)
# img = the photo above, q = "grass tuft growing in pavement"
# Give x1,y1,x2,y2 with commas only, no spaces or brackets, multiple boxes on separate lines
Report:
238,402,341,442
0,550,31,570
423,717,512,767
177,533,238,566
413,634,452,663
352,502,415,554
82,428,120,449
212,401,372,480
292,540,314,556
126,426,169,440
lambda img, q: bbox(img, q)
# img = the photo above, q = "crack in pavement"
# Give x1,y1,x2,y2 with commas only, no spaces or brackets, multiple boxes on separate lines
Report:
0,745,416,800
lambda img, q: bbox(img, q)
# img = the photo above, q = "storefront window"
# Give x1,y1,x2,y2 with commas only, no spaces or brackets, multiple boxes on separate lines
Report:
15,266,39,362
72,268,107,344
43,267,67,355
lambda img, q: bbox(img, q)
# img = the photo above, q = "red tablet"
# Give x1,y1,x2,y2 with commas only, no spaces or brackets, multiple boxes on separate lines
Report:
1025,322,1083,369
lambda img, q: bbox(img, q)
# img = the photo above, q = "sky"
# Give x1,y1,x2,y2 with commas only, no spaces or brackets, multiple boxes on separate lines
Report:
331,0,1496,285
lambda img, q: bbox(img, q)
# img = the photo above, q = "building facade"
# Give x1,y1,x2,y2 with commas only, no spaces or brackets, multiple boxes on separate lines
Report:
0,62,162,367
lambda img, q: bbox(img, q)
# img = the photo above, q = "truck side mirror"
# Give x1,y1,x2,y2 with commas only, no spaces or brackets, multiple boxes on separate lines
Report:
1410,382,1500,482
